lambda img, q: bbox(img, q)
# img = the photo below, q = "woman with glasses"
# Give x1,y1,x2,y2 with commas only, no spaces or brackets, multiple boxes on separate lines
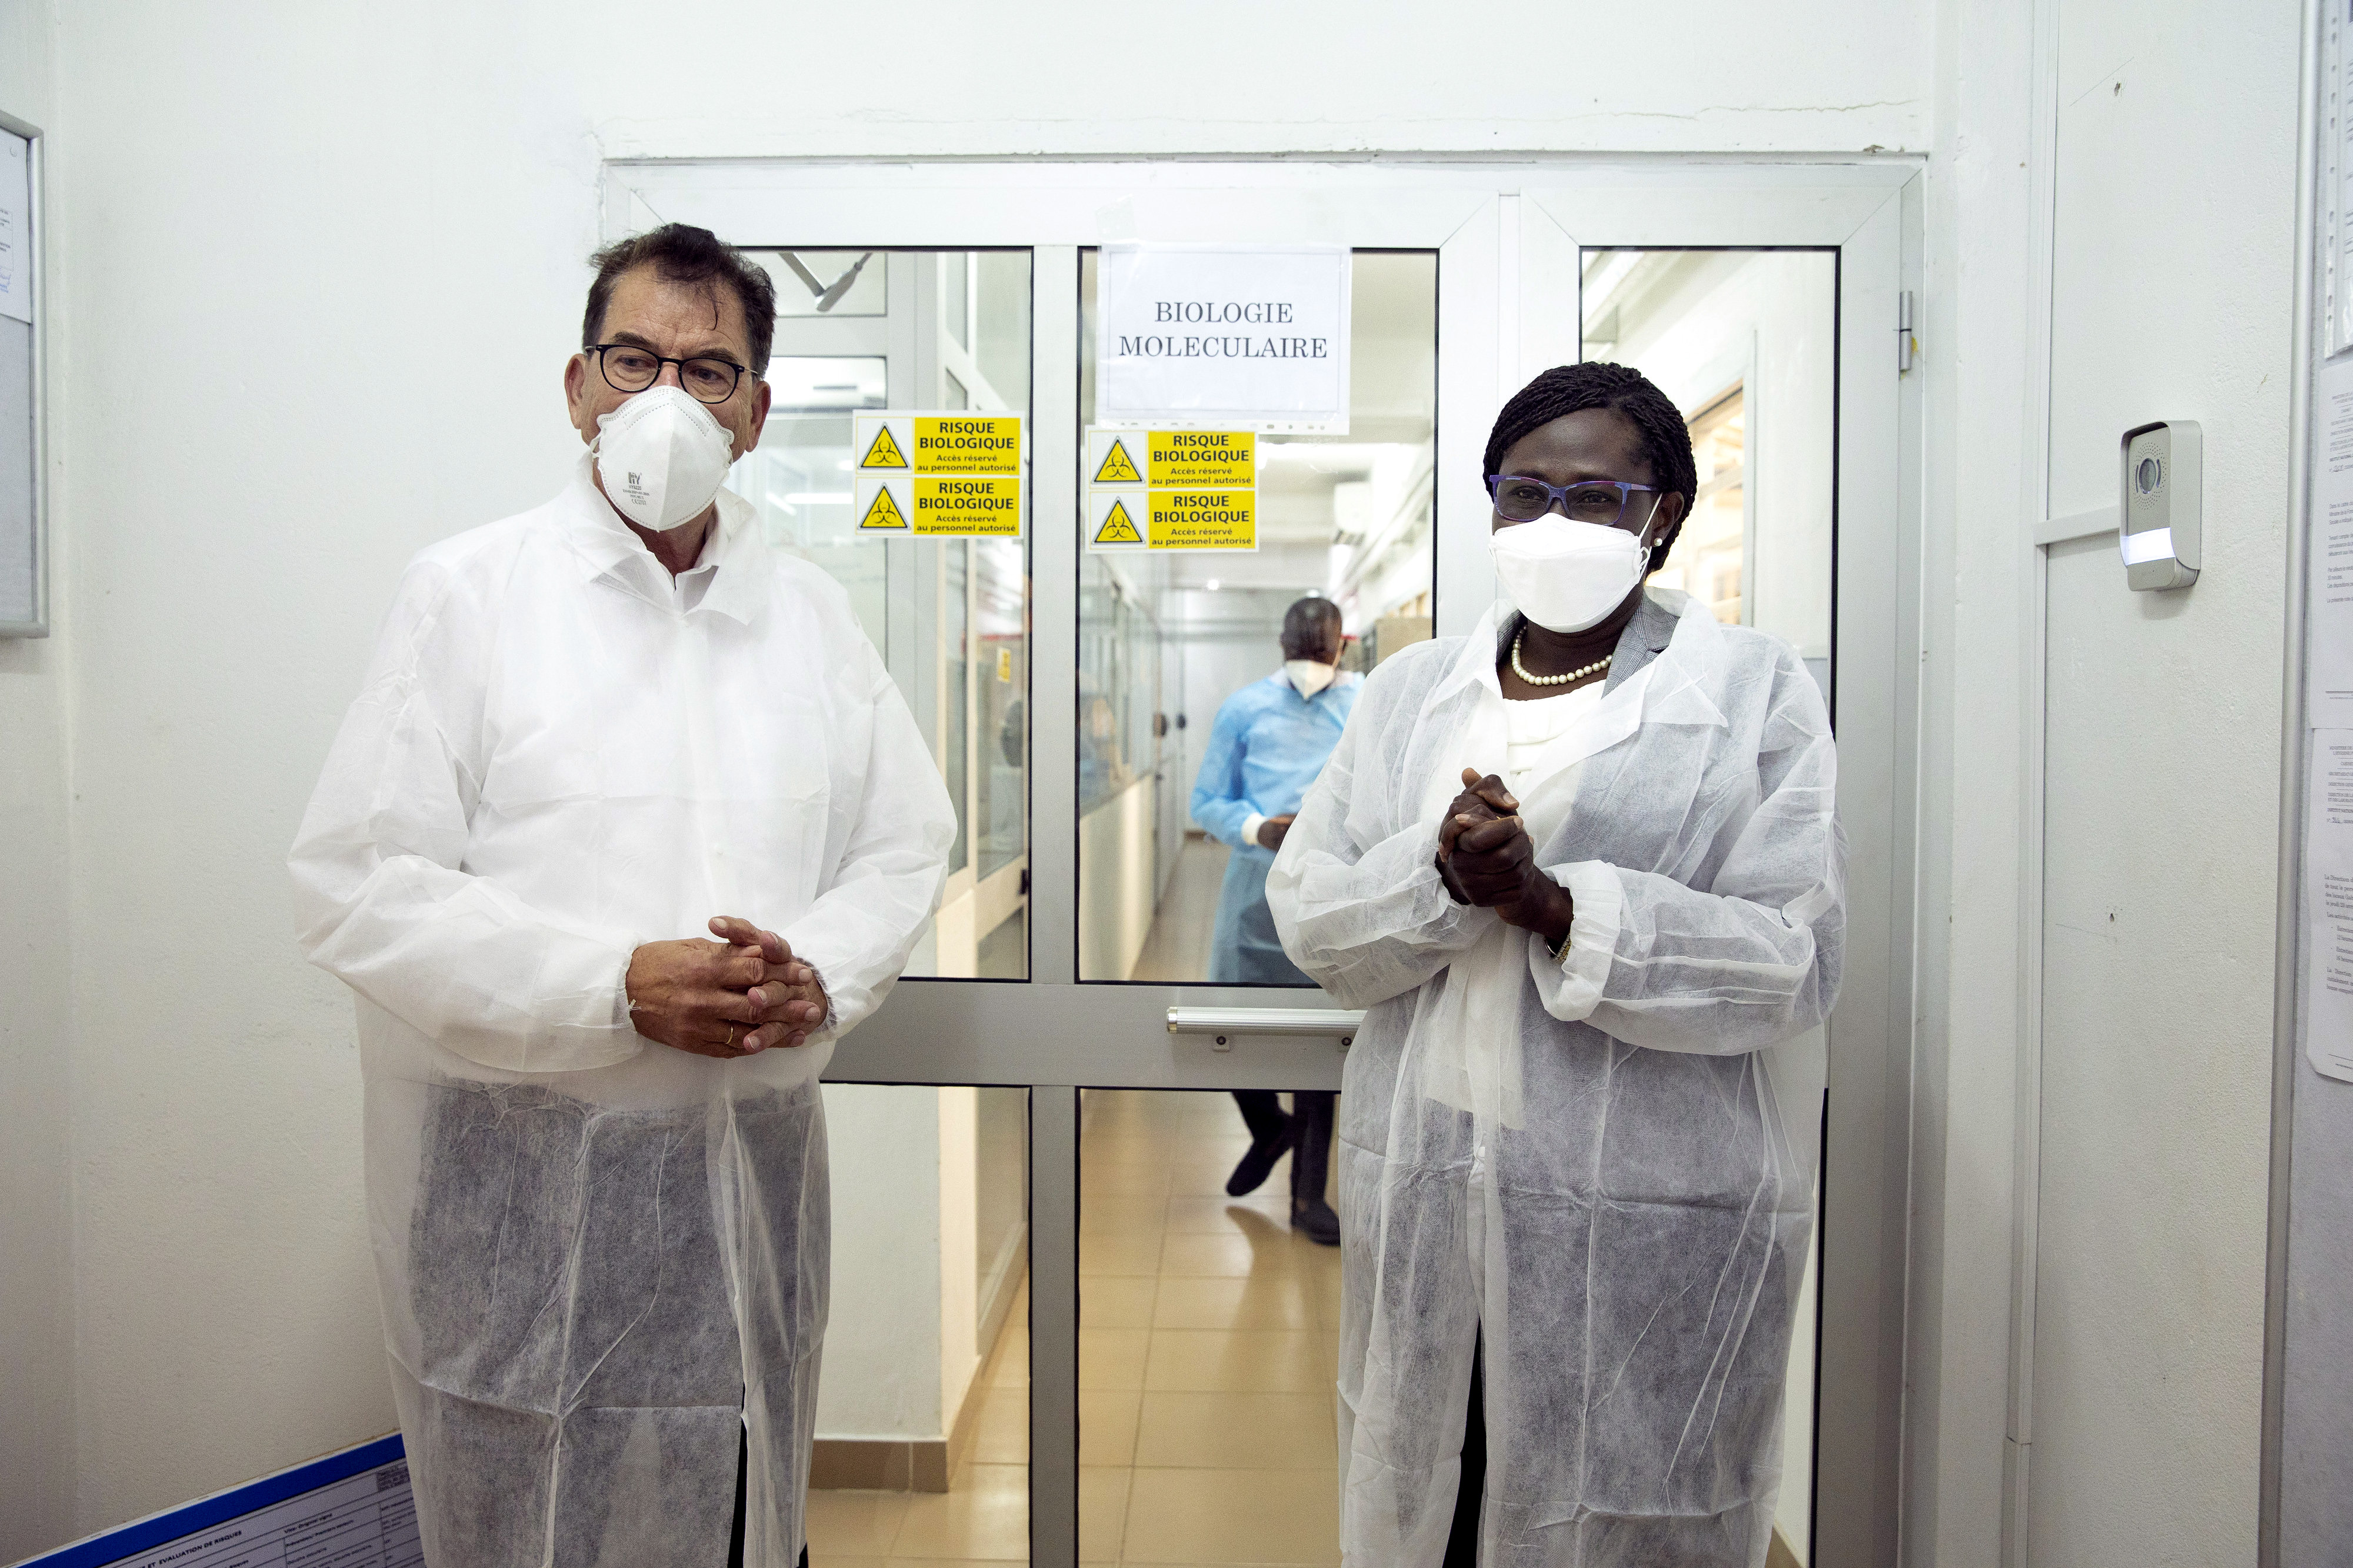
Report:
1267,363,1844,1567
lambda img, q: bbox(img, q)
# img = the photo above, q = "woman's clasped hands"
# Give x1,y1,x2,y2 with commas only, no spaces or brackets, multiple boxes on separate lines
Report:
1436,766,1575,949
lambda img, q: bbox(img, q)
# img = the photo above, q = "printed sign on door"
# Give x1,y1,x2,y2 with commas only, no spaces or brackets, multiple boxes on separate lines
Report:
1094,244,1351,432
1085,427,1257,552
852,411,1025,536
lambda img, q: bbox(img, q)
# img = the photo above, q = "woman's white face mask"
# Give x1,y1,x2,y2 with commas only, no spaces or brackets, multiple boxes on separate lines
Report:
594,385,738,532
1487,512,1657,633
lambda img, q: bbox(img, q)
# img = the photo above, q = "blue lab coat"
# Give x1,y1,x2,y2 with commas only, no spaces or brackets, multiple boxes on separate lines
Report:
1191,669,1361,983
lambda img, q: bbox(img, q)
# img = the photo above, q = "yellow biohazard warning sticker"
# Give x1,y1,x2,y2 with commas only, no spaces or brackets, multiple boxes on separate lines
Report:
851,412,1026,536
1094,498,1144,546
912,475,1022,536
858,483,908,529
914,416,1021,475
1093,438,1143,485
1148,429,1254,488
1148,487,1255,549
1085,426,1258,552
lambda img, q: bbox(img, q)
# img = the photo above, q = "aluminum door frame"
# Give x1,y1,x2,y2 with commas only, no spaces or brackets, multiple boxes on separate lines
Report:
602,158,1924,1568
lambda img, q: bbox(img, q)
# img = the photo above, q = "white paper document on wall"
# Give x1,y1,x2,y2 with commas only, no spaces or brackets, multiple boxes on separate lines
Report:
2309,358,2353,725
1096,244,1351,432
2328,0,2353,356
2309,730,2353,1082
0,131,27,326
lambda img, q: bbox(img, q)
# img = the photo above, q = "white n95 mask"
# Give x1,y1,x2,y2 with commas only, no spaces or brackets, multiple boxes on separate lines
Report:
1487,515,1652,633
594,385,738,532
1285,659,1338,698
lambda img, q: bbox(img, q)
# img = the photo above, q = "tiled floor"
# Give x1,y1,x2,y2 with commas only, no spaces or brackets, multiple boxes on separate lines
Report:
1127,837,1227,983
807,1270,1033,1567
1077,1089,1342,1567
807,1087,1342,1567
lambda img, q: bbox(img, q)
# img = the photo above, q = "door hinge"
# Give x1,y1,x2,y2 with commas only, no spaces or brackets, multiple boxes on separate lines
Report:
1898,291,1915,372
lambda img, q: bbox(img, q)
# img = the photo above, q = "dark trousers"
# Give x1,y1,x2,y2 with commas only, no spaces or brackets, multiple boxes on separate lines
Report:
1230,1089,1336,1205
727,1423,808,1568
1444,1336,1486,1566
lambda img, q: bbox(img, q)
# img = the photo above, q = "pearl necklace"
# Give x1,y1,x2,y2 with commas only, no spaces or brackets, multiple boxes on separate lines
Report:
1511,629,1611,688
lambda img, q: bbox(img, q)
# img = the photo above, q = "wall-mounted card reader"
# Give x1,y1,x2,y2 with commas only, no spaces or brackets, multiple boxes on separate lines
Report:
2119,420,2201,590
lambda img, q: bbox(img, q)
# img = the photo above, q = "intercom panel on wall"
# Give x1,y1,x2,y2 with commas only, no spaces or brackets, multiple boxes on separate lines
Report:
2119,419,2200,591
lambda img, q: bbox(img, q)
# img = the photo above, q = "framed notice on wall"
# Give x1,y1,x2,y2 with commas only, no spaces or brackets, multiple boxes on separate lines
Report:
1,109,43,637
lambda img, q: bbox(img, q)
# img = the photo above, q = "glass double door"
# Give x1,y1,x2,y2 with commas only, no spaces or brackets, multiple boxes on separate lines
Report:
618,161,1917,1568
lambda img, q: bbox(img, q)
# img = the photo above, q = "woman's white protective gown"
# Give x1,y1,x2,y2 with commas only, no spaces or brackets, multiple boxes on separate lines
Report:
1267,589,1844,1567
290,459,954,1568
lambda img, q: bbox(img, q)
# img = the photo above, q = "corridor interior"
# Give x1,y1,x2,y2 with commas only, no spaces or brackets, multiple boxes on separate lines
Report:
805,1086,1344,1566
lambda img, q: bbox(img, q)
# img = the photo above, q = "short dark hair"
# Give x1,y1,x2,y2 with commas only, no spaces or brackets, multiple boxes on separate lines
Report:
1483,362,1698,572
1282,596,1344,653
1285,596,1342,636
582,224,777,375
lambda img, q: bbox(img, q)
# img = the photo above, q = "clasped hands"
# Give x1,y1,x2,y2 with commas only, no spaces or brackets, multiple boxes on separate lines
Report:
625,916,829,1059
1436,767,1575,950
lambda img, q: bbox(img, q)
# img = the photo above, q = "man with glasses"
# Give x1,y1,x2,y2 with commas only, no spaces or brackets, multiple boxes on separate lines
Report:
292,224,954,1568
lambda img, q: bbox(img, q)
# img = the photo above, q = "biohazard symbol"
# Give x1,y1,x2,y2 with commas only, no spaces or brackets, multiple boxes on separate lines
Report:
1092,438,1142,485
1093,499,1143,546
859,486,908,529
859,425,908,468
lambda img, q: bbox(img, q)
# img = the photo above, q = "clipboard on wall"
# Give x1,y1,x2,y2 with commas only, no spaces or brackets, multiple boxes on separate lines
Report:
0,108,44,638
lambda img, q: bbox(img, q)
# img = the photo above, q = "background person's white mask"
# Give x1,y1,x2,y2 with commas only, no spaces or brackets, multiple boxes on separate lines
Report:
1285,659,1338,698
1487,515,1652,633
594,385,737,532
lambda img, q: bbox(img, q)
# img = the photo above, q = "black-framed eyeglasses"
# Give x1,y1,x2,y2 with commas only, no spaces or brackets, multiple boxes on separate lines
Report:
588,343,754,405
1485,473,1661,527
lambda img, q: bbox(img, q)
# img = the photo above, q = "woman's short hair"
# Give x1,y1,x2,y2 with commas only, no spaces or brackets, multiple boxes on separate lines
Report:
1483,363,1698,572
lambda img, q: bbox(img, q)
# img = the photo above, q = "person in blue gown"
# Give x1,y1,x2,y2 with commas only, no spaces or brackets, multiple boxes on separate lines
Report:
1189,595,1360,1242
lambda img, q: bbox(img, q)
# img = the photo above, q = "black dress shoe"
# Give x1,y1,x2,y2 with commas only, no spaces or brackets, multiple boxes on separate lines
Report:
1291,1196,1341,1246
1226,1117,1296,1196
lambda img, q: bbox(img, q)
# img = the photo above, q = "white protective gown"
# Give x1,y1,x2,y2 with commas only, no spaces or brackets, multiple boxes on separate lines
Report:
291,456,954,1568
1267,589,1843,1567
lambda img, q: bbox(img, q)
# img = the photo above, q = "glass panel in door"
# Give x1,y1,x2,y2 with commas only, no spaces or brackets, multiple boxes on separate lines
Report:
1074,250,1439,985
1077,1088,1341,1567
1581,245,1835,1566
806,1084,1032,1564
729,249,1033,980
1579,248,1835,699
1069,246,1432,1567
722,250,1039,1562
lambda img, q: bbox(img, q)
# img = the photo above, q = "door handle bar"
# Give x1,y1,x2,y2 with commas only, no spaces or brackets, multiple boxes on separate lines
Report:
1166,1006,1364,1050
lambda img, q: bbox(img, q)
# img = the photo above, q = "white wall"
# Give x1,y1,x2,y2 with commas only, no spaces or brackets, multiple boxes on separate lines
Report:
936,1085,981,1432
1906,2,2304,1565
2024,0,2298,1558
818,1086,945,1439
817,1087,1005,1450
1078,779,1158,982
0,9,75,1560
